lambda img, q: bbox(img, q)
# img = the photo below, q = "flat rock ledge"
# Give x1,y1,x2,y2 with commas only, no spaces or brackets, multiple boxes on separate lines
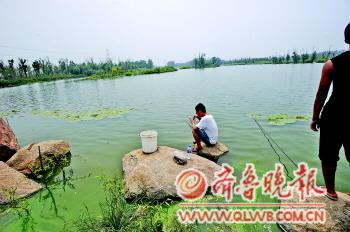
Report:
279,190,350,232
122,146,222,200
196,142,229,162
0,161,42,204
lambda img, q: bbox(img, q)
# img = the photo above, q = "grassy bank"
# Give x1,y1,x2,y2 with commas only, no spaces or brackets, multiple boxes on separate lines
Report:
0,66,177,88
71,175,277,232
0,74,81,88
85,66,177,80
178,66,193,69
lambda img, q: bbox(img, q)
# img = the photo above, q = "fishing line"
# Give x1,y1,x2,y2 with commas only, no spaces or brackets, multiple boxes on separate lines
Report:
254,118,298,168
253,117,298,180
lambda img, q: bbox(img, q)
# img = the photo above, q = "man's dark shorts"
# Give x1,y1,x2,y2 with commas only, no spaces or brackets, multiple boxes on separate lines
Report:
319,119,350,167
198,129,215,146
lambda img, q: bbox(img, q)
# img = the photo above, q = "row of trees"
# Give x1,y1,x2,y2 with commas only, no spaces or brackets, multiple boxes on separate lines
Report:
194,53,222,69
0,49,341,80
0,58,155,80
224,50,341,65
166,50,341,68
118,59,153,70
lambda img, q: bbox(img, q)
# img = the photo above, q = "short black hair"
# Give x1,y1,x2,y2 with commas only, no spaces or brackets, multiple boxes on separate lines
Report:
195,103,206,113
345,23,350,44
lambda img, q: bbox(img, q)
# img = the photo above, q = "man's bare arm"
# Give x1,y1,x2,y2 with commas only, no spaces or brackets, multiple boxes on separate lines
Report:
189,114,198,130
311,60,333,131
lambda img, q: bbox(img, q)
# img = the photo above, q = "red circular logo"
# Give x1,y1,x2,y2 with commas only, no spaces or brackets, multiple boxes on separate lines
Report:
176,169,208,200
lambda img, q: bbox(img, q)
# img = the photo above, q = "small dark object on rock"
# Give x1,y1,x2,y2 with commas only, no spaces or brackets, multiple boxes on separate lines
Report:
173,151,188,165
173,156,187,165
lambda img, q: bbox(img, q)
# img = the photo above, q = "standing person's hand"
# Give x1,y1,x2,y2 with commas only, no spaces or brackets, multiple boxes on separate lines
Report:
310,119,320,132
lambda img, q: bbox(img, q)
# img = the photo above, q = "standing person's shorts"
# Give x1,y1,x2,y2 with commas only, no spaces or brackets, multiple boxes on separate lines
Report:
198,129,215,147
319,119,350,167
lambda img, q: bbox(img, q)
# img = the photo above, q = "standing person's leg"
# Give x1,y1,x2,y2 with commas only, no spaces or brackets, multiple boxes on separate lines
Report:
319,120,342,200
342,131,350,196
321,164,337,195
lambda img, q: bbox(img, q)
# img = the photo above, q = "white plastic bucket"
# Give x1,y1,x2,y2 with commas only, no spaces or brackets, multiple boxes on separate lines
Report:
139,130,158,153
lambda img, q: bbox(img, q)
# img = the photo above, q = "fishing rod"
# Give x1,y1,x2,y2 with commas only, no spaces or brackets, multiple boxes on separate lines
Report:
253,117,298,180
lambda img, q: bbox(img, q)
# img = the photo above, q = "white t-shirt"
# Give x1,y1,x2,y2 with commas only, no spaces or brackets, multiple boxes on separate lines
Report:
196,114,218,144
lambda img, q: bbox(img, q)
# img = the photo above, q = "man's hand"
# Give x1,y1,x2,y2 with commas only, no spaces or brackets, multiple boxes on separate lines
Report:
189,114,198,130
310,120,320,132
189,114,197,122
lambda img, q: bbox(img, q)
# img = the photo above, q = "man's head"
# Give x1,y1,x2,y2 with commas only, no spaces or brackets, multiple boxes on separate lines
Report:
195,103,206,117
345,23,350,44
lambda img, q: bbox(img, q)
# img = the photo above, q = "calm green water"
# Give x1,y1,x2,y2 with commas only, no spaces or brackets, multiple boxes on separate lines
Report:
0,64,349,231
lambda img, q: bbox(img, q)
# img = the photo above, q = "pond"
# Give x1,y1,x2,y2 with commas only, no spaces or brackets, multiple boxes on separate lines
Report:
0,64,348,231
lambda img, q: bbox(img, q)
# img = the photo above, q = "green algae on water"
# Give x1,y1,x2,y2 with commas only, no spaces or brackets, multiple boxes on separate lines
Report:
249,113,310,126
31,108,133,122
0,109,21,118
0,111,12,117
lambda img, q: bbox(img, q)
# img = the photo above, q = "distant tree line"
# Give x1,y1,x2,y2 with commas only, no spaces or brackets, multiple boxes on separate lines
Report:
223,50,342,66
0,49,343,81
118,59,153,70
166,50,343,69
193,53,222,69
0,57,154,81
167,54,222,69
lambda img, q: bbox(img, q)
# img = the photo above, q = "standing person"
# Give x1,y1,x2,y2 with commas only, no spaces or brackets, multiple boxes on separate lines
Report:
189,103,218,152
310,23,350,200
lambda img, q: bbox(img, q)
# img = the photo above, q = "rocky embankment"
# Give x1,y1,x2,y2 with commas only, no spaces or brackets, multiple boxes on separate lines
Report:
0,137,71,204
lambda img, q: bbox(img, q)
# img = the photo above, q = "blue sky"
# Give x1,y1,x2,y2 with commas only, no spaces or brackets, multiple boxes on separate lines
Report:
0,0,349,65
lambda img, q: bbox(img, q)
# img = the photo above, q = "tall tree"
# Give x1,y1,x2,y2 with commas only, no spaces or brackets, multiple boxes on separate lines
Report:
272,56,278,64
292,51,299,64
194,53,206,68
18,58,28,77
147,59,154,69
32,60,41,76
286,54,291,63
310,51,317,63
0,60,5,79
8,59,15,79
301,53,309,63
210,57,221,67
59,58,68,74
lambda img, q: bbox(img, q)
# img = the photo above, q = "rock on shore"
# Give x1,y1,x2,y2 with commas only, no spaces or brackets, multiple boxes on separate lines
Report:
6,140,71,179
196,142,229,162
122,146,222,200
0,118,20,162
0,161,42,204
279,190,350,232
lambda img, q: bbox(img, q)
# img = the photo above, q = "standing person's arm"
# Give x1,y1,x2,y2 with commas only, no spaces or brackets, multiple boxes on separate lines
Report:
310,60,333,131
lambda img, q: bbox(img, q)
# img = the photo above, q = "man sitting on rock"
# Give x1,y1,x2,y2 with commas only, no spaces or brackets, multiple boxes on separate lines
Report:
189,103,218,152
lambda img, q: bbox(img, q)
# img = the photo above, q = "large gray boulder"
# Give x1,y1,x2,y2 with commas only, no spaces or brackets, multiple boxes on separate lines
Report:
279,190,350,232
6,140,71,180
197,142,229,162
0,161,42,204
122,146,222,200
